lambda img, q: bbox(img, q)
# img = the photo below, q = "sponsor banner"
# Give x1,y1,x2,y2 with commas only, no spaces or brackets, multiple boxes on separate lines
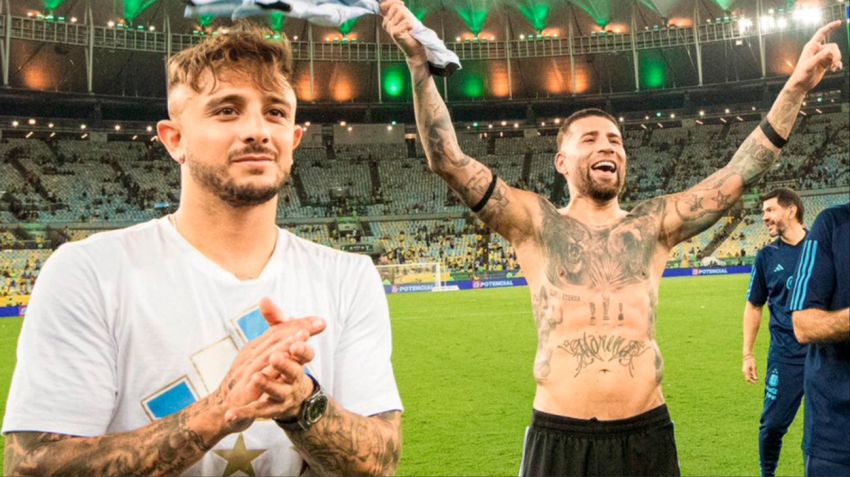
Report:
384,268,751,294
384,277,528,294
0,306,25,318
663,265,752,278
469,278,527,289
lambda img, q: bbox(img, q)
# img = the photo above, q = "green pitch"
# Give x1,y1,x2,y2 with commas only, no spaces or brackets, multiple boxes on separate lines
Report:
0,275,804,475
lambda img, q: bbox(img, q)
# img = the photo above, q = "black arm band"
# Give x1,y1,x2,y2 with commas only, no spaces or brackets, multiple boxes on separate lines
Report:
759,118,788,149
470,173,498,213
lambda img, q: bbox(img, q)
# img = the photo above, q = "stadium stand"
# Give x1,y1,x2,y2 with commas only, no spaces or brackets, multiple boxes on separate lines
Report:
1,99,848,287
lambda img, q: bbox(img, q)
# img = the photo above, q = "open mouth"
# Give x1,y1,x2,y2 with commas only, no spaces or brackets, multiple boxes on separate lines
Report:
591,161,618,174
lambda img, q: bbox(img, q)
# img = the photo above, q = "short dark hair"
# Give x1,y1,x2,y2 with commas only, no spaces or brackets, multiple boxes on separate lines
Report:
556,108,620,148
760,187,804,223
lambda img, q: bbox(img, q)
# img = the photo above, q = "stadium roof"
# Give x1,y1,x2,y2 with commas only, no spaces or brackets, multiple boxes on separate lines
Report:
3,1,848,107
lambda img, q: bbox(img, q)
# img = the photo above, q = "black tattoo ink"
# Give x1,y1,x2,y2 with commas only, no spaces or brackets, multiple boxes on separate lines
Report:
538,197,661,289
532,285,565,381
558,333,649,377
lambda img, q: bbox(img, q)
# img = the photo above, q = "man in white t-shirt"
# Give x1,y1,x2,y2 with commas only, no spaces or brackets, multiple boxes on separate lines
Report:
2,22,402,477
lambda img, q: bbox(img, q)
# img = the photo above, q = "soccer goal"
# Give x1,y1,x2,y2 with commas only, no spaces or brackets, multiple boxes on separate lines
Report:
376,262,455,291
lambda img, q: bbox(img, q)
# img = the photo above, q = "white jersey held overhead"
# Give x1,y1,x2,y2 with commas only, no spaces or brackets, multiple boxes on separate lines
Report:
2,217,403,476
185,0,462,76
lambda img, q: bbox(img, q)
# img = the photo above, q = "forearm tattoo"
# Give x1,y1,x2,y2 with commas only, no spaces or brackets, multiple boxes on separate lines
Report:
287,405,401,477
664,135,778,245
411,65,470,170
410,63,516,228
4,402,214,477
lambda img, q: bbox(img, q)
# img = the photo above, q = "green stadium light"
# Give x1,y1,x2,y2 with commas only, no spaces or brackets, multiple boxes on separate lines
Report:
383,65,407,99
451,1,494,36
123,0,157,25
709,0,735,10
568,0,612,29
517,1,551,33
269,12,285,33
462,74,485,99
198,15,215,29
640,51,667,90
339,17,358,36
43,0,66,11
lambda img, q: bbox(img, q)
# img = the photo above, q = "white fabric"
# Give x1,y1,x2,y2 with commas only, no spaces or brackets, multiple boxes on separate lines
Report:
185,0,461,74
2,217,402,476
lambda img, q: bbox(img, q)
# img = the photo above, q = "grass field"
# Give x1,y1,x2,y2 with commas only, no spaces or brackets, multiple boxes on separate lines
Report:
0,274,804,475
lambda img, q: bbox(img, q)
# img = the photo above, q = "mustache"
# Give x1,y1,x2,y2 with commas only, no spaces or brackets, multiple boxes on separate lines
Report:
228,144,276,162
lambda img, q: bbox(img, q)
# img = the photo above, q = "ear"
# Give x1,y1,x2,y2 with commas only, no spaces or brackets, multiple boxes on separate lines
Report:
554,151,569,176
787,204,798,222
292,124,304,151
157,119,184,165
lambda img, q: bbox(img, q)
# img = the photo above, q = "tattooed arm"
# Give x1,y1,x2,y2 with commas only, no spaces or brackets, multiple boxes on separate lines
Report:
287,407,401,476
5,395,227,476
660,21,843,247
381,0,541,244
4,313,326,477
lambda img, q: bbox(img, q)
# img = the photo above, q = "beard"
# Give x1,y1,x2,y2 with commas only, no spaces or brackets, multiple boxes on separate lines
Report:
185,147,286,208
577,165,625,202
768,221,785,237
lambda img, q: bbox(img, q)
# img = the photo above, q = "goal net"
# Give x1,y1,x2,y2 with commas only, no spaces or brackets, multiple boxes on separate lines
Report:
375,262,447,291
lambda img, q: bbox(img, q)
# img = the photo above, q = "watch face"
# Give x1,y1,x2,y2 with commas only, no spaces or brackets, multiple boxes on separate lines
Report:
305,394,329,425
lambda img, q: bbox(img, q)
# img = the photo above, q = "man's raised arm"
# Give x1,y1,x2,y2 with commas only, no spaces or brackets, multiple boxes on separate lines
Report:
381,0,541,245
659,21,843,247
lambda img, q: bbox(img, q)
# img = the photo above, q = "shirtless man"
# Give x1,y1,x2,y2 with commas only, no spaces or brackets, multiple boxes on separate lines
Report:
382,1,843,474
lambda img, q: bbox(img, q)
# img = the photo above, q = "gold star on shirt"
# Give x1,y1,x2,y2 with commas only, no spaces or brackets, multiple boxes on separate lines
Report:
214,433,266,477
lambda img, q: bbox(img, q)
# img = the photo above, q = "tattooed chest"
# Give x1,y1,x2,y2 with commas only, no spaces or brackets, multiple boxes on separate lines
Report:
539,212,659,290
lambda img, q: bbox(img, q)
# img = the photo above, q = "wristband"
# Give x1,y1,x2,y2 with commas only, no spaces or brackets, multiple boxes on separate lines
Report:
759,119,788,149
471,173,498,213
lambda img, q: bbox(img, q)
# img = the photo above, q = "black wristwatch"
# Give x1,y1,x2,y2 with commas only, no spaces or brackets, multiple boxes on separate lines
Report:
274,374,329,432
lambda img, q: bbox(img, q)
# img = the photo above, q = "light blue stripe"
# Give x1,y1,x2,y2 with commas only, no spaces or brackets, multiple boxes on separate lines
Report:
745,266,758,301
792,241,817,310
790,241,811,310
796,242,817,310
791,242,812,309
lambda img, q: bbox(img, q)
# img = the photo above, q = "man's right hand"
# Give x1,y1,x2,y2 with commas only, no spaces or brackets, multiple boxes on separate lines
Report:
211,299,326,434
381,0,427,64
742,355,758,384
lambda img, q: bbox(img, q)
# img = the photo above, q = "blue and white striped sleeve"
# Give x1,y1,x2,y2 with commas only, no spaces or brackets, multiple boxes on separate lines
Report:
789,212,835,312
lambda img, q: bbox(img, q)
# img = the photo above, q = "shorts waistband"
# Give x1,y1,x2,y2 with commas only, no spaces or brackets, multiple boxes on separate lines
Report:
531,404,671,435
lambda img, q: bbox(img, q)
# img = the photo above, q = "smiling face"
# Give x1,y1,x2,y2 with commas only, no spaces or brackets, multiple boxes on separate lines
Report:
162,70,302,208
555,115,628,203
761,197,796,238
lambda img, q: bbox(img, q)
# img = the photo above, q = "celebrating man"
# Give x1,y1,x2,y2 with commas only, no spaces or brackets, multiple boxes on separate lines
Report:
383,0,843,474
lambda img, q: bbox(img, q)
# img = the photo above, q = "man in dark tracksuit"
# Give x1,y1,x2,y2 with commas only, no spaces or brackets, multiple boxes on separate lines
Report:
790,203,850,477
742,188,808,477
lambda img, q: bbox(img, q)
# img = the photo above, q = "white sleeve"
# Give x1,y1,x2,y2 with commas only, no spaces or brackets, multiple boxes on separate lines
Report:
331,257,403,416
1,244,117,437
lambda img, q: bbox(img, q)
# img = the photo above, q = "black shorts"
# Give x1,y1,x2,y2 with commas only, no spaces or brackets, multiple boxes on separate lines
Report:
519,405,681,477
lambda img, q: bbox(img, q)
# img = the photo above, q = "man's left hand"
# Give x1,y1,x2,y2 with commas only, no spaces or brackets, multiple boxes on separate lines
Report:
787,20,843,93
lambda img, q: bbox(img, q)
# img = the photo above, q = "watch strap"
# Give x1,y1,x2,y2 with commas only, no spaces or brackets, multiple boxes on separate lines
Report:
274,374,321,432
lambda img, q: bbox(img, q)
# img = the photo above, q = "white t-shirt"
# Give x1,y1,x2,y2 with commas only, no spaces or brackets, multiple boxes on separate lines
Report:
3,217,403,476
